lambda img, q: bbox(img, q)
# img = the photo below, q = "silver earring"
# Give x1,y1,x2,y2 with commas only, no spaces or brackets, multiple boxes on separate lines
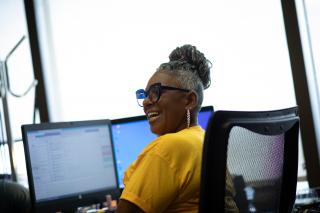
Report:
187,109,190,128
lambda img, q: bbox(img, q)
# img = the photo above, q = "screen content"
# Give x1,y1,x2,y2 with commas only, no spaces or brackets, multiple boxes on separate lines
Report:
112,108,213,188
26,125,117,202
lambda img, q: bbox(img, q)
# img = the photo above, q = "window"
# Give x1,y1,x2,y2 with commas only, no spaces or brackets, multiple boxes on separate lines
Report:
33,0,304,178
0,0,37,187
295,0,320,149
294,0,320,187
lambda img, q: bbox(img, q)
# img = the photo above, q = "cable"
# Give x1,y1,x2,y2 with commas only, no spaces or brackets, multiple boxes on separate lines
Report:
33,83,38,124
0,35,38,181
3,35,38,98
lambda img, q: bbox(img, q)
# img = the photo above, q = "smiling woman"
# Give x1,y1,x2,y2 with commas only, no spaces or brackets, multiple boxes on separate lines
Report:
142,72,193,136
116,44,238,213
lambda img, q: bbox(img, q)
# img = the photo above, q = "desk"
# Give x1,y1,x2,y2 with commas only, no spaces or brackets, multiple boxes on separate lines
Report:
293,187,320,212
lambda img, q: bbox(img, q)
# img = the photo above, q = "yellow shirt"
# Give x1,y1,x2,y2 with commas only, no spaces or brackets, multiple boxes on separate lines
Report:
121,126,204,213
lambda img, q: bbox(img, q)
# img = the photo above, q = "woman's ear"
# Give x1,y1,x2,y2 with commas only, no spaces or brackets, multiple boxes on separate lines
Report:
185,91,198,110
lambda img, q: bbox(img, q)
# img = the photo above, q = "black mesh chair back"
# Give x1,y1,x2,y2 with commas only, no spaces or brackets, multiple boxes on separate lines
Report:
199,107,299,213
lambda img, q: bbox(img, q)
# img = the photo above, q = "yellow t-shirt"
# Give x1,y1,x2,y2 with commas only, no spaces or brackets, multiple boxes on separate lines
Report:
120,126,204,213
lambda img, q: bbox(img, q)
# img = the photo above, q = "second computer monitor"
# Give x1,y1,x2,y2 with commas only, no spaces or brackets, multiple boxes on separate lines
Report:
22,119,119,212
111,106,213,188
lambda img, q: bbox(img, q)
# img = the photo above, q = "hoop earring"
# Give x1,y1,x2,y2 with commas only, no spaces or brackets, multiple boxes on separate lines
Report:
187,109,190,128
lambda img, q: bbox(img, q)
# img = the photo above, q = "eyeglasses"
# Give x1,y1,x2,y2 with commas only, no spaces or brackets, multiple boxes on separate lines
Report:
135,83,190,107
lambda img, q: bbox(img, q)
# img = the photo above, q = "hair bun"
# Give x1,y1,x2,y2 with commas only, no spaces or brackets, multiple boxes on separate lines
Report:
169,44,211,89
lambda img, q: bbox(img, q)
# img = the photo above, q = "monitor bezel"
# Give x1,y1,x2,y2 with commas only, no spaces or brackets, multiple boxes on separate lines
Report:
22,119,120,213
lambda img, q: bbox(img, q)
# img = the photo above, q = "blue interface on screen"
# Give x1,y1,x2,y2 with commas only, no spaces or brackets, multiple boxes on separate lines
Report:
112,108,213,188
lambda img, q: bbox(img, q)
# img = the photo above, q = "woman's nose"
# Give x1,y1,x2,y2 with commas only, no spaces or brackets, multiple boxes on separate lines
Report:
143,96,152,107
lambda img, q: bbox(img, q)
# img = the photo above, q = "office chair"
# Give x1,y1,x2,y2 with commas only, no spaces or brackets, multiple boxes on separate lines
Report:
199,107,299,213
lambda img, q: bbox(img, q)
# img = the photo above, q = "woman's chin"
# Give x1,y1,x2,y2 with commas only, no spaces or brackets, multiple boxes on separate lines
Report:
150,124,162,136
150,126,160,136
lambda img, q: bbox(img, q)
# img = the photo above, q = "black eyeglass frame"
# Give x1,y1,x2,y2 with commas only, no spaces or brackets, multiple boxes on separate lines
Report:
135,83,190,107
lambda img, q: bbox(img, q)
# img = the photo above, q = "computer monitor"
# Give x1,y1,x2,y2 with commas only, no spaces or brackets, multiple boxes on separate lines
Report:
22,119,119,213
111,105,214,188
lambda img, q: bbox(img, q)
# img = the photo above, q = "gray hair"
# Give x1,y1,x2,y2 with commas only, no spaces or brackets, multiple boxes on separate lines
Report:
156,68,204,111
156,44,212,111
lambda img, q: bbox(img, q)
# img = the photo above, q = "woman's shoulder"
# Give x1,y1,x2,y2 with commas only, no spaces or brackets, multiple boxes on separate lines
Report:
153,126,204,155
161,125,204,140
162,126,204,143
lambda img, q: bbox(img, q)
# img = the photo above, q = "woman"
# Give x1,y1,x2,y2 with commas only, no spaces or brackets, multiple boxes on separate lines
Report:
116,44,238,213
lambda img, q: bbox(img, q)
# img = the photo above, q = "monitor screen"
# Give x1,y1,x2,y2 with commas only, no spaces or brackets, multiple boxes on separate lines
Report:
111,106,213,188
22,120,118,212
